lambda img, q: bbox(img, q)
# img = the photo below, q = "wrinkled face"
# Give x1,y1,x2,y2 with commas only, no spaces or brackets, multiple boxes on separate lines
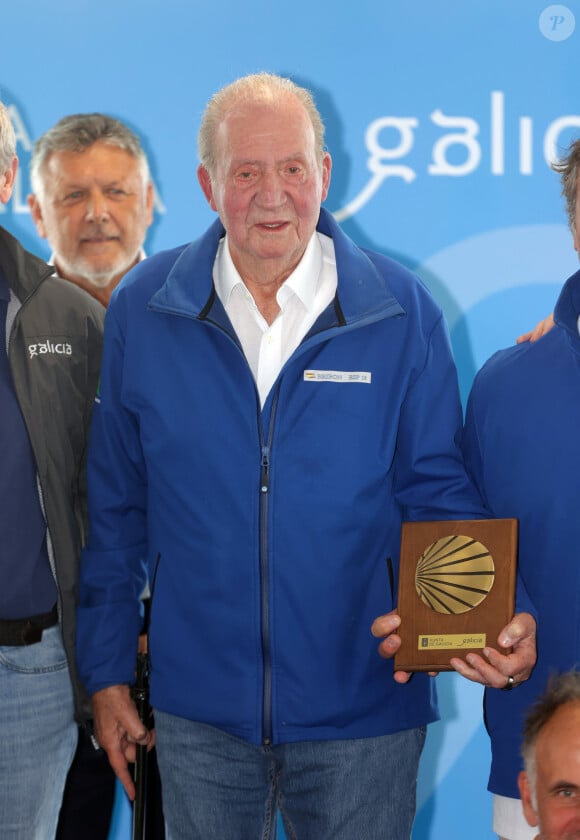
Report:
29,140,153,290
197,95,331,286
520,703,580,839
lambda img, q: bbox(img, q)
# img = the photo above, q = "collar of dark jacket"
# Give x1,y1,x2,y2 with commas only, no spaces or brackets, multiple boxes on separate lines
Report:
0,225,54,304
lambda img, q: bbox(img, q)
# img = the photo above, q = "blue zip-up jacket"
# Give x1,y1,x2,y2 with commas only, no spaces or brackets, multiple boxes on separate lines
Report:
77,208,485,746
463,268,580,797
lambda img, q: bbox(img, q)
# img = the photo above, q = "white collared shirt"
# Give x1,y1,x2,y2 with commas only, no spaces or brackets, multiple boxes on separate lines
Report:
214,232,338,406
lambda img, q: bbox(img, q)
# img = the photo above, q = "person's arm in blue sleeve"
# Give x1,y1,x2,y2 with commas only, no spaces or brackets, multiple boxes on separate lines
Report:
76,299,151,800
372,318,536,687
447,372,537,688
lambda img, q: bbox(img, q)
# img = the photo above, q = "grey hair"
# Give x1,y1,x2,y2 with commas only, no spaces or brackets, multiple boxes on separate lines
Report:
30,113,150,198
521,670,580,804
198,72,326,177
0,100,17,174
551,137,580,235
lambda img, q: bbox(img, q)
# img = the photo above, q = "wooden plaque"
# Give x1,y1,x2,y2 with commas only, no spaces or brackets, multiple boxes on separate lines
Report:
394,518,518,672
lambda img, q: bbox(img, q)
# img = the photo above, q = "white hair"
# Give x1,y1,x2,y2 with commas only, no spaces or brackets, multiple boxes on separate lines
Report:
198,72,326,178
0,100,17,174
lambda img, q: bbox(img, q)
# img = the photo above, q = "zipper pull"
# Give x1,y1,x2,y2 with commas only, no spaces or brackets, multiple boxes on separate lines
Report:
260,446,270,493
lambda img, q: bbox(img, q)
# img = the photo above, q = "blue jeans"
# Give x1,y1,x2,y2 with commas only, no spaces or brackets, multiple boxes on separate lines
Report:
0,625,78,839
155,712,426,839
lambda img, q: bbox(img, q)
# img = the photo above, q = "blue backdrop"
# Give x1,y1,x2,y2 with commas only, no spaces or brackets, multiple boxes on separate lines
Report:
3,2,579,837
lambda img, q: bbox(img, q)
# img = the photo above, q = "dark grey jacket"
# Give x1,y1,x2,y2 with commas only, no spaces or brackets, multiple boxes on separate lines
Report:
1,225,104,721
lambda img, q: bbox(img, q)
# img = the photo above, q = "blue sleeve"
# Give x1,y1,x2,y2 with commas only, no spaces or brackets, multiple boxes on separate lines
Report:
462,373,537,622
394,312,487,521
76,302,148,696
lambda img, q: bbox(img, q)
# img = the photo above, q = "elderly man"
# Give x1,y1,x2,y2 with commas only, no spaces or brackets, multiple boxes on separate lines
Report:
518,671,580,839
27,113,159,840
462,136,580,840
0,101,103,840
76,72,535,840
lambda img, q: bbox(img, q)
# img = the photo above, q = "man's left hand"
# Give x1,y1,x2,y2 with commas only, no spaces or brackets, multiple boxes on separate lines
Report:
449,611,537,689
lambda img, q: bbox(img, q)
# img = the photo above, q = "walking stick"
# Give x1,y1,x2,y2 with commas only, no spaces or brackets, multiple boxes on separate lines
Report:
131,651,151,840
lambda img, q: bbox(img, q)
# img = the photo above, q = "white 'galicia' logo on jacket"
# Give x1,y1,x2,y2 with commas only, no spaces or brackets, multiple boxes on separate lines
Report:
28,341,73,359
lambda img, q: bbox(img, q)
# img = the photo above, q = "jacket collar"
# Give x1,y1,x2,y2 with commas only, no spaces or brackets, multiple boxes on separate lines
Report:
0,226,54,303
554,266,580,342
149,208,404,326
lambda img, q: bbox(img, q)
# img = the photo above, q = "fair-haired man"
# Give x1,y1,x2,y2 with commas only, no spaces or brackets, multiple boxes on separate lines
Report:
519,671,580,839
0,100,103,840
463,136,580,840
27,112,161,840
76,72,535,840
28,112,154,307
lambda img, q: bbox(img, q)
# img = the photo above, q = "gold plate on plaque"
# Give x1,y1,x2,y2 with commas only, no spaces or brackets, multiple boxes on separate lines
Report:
415,535,495,614
394,519,517,672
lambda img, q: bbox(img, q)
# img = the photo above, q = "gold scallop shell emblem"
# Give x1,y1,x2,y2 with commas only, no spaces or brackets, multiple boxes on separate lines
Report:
415,534,495,614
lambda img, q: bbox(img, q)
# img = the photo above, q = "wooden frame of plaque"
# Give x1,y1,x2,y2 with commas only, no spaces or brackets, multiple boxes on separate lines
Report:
394,518,518,672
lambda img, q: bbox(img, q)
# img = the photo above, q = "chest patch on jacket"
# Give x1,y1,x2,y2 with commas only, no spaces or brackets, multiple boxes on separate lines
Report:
303,369,372,384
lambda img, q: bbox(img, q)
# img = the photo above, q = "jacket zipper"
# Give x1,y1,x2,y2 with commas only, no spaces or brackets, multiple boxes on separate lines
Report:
148,302,279,742
178,306,280,745
258,386,281,746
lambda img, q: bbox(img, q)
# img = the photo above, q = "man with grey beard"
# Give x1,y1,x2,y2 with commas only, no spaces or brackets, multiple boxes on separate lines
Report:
28,112,163,840
28,112,153,307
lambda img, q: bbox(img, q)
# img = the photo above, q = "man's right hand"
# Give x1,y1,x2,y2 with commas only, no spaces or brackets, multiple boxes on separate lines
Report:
92,684,152,800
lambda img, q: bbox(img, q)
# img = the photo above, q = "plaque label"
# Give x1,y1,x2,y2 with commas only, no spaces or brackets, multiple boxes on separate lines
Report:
418,633,487,650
